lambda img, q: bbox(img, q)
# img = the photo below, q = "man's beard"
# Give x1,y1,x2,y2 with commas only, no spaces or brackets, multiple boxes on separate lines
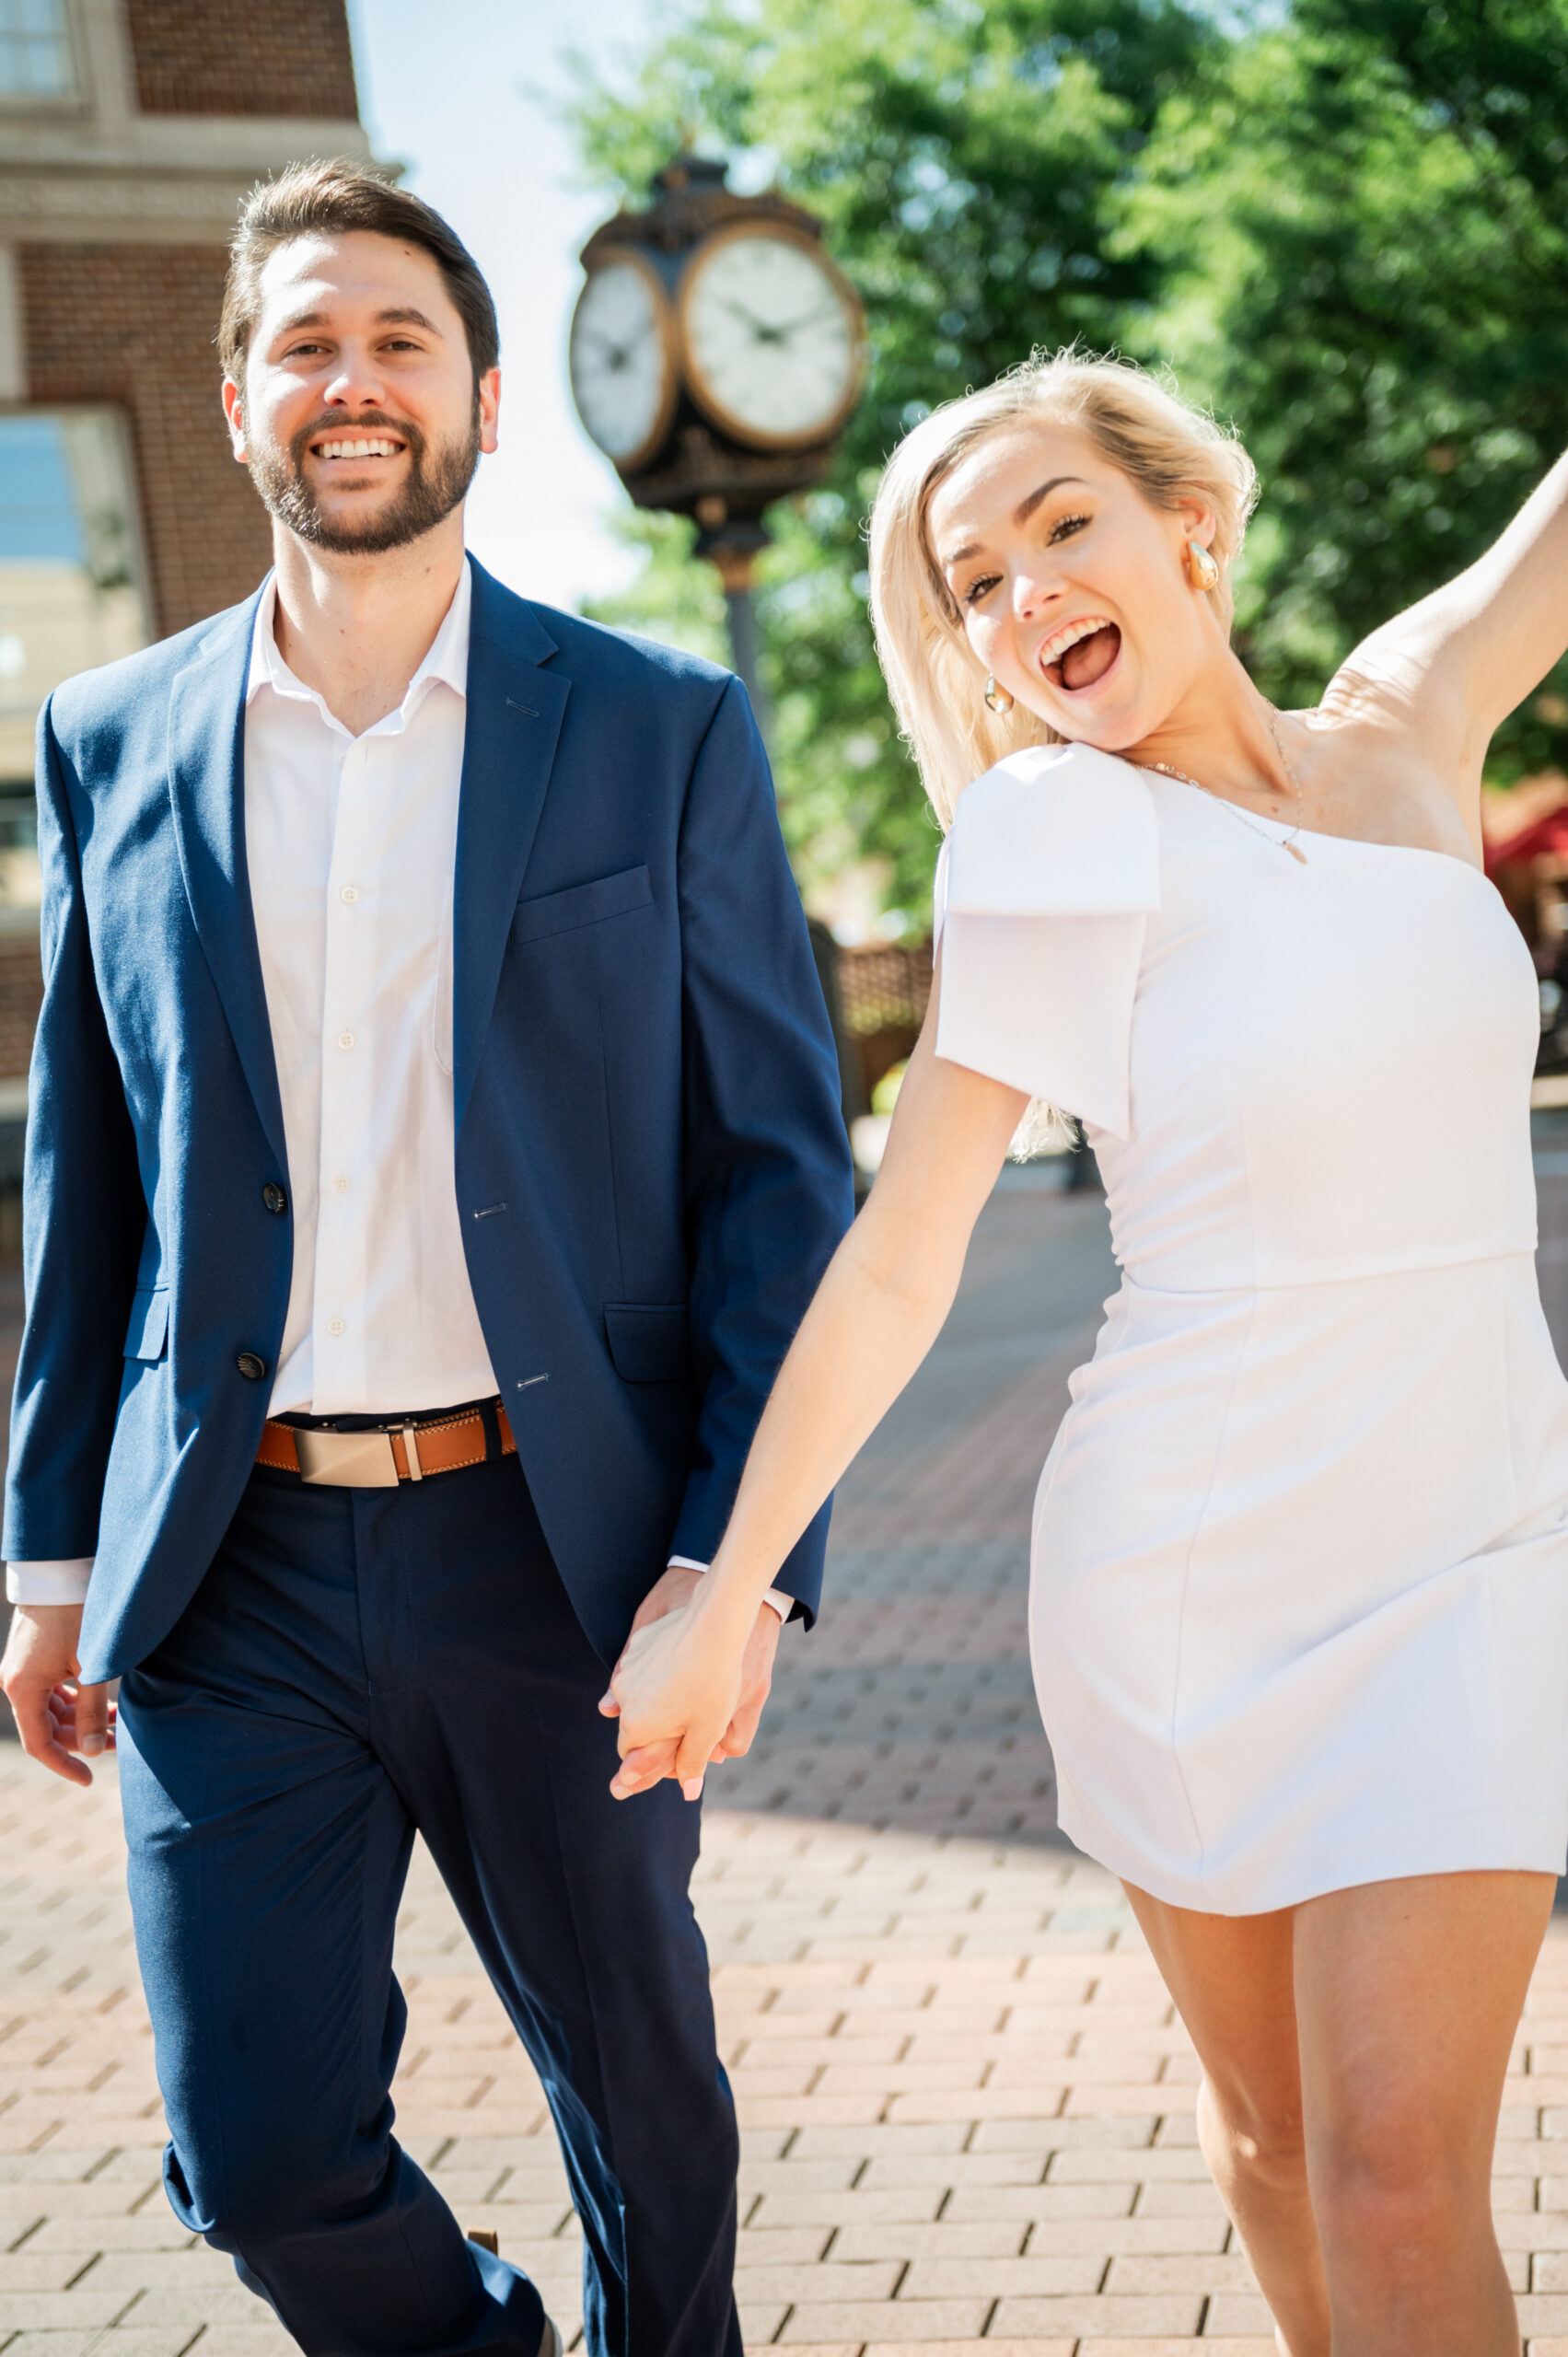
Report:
247,404,481,554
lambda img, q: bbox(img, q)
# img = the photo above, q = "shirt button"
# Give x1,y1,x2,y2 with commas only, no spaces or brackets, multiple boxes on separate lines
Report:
236,1351,267,1382
340,885,359,905
332,1174,351,1195
261,1181,287,1215
336,1030,355,1051
326,1317,346,1337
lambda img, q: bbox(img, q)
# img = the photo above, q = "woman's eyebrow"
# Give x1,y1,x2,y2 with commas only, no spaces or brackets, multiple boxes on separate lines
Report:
1014,473,1086,525
940,474,1089,572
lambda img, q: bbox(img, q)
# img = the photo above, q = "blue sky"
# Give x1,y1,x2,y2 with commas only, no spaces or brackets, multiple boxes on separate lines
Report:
345,0,668,611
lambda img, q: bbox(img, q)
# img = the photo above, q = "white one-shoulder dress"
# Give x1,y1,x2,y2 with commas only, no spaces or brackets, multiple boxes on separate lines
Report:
935,744,1568,1912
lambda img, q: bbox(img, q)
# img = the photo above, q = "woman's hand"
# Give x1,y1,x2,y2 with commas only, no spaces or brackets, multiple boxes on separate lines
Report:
600,1590,751,1801
595,991,1022,1807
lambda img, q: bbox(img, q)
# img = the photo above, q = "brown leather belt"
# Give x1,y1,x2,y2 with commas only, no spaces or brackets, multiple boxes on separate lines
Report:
257,1401,516,1488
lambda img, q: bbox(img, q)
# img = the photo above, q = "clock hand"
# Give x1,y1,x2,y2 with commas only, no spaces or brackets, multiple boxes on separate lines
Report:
768,301,844,339
576,329,624,363
719,296,843,349
579,324,654,371
721,297,773,339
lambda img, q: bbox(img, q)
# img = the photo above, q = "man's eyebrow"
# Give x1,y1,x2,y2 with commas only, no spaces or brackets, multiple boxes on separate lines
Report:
939,475,1088,573
374,307,442,333
270,305,443,339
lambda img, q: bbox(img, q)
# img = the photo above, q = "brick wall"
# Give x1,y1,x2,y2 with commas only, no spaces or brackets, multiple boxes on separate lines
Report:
20,244,273,639
0,941,42,1083
125,0,358,118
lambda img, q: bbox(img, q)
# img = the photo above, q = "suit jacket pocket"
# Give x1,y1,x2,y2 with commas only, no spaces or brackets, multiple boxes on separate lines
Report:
122,1285,169,1363
604,1303,690,1384
511,864,653,948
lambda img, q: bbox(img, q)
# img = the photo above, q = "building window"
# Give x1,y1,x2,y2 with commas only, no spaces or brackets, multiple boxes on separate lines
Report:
0,0,75,99
0,410,149,913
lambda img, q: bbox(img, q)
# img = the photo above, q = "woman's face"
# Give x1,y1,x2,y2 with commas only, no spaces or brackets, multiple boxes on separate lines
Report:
925,418,1220,751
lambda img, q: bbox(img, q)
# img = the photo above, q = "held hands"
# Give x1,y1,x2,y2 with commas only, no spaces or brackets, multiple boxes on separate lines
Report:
598,1564,779,1803
0,1603,115,1785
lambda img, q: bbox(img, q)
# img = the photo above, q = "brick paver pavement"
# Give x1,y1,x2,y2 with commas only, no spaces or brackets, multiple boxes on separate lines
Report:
8,1160,1568,2355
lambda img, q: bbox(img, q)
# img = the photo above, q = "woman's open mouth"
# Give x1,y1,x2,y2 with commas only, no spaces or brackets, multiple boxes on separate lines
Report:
1040,616,1122,695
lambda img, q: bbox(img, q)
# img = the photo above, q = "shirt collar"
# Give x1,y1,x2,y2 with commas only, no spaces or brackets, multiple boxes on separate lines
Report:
245,555,472,727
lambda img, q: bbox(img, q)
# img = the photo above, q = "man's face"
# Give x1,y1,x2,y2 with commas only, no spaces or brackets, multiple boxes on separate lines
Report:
223,229,500,555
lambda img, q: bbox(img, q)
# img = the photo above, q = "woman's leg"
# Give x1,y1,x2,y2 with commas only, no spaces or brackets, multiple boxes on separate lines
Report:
1121,1885,1330,2357
1294,1869,1552,2357
1126,1868,1554,2357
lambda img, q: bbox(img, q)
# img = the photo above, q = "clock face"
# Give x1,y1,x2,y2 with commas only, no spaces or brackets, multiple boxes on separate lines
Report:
568,252,678,472
679,226,864,450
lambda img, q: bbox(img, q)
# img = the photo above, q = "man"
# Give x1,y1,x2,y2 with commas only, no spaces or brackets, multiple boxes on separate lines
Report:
0,162,851,2357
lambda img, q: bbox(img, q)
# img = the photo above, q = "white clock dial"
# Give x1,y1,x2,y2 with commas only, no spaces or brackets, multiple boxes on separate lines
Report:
680,226,864,449
568,252,678,471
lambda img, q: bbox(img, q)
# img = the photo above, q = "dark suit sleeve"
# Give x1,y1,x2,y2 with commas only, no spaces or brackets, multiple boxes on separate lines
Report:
2,702,144,1563
670,677,855,1621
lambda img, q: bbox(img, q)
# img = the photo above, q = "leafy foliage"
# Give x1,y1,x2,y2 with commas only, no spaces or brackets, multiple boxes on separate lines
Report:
1131,1,1568,775
570,0,1568,915
572,0,1213,913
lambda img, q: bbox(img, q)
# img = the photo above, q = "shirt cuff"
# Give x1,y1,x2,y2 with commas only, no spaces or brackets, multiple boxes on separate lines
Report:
6,1558,95,1606
667,1556,792,1623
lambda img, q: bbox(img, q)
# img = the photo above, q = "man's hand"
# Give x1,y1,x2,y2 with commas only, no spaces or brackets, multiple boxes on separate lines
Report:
0,1603,114,1785
598,1565,782,1800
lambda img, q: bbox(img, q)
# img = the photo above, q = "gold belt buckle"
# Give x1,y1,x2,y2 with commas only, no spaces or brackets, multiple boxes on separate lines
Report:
295,1427,402,1487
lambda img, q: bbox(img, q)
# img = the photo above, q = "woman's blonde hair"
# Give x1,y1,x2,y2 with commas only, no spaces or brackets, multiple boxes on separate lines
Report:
868,350,1260,830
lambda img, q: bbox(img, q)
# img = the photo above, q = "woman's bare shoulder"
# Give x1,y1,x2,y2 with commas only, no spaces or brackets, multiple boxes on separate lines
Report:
1286,689,1481,857
1318,446,1568,789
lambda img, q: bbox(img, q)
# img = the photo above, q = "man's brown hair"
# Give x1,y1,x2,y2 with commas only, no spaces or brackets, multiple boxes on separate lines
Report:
219,159,500,387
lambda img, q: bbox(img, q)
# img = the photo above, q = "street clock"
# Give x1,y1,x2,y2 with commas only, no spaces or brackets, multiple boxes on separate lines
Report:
679,223,862,451
568,157,867,582
567,249,679,472
569,157,869,1132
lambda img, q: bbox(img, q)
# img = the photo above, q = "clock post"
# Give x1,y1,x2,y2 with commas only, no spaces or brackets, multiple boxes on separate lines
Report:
567,156,865,737
697,517,771,733
568,155,870,1131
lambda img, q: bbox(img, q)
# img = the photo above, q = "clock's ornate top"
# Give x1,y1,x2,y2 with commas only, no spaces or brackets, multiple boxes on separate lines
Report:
569,155,866,585
580,157,825,269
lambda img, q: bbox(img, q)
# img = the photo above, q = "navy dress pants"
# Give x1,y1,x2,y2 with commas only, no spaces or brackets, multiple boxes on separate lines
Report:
116,1442,741,2357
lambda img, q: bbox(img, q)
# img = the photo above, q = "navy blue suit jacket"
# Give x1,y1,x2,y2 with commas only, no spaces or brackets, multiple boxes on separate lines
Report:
4,561,854,1683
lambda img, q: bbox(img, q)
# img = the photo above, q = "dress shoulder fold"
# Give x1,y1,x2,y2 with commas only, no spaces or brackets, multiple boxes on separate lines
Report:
933,744,1158,1141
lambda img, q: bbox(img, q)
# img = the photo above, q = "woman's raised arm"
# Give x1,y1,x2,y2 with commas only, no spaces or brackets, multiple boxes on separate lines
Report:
1334,445,1568,797
604,977,1028,1797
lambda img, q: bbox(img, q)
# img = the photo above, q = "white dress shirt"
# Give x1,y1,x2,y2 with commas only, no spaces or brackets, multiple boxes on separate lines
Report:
8,563,786,1620
246,562,496,1418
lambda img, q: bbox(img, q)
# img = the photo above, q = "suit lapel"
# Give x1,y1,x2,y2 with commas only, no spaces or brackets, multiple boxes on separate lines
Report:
452,563,570,1133
165,590,290,1176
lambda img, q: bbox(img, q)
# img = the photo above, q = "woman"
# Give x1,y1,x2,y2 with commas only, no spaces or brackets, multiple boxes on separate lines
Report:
604,352,1568,2355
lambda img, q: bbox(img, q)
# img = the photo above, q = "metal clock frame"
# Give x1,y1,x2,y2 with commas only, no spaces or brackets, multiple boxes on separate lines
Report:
568,246,683,477
676,218,867,455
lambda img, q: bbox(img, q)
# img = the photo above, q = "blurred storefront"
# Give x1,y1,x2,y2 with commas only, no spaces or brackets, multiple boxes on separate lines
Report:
1484,776,1568,1093
0,0,374,1203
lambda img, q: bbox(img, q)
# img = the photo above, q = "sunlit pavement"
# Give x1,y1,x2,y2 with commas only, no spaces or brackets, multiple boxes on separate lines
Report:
8,1161,1568,2353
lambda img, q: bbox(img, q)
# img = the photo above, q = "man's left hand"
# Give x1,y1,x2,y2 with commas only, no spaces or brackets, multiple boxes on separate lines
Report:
598,1566,782,1794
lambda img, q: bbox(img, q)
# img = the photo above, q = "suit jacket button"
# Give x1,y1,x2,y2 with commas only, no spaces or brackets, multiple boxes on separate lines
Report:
262,1182,287,1215
236,1352,267,1382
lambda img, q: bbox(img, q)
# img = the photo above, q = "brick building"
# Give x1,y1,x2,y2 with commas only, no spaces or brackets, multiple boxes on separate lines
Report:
0,0,375,1175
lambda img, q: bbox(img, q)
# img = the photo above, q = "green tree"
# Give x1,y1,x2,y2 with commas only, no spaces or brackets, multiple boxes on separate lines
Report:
571,0,1568,919
571,0,1215,917
1128,0,1568,773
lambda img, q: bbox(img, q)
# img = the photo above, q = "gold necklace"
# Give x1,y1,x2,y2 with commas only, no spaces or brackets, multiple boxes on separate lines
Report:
1133,707,1310,865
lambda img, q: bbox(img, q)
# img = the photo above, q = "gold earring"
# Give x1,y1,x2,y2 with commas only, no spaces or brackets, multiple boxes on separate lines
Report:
983,674,1015,714
1186,538,1220,592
